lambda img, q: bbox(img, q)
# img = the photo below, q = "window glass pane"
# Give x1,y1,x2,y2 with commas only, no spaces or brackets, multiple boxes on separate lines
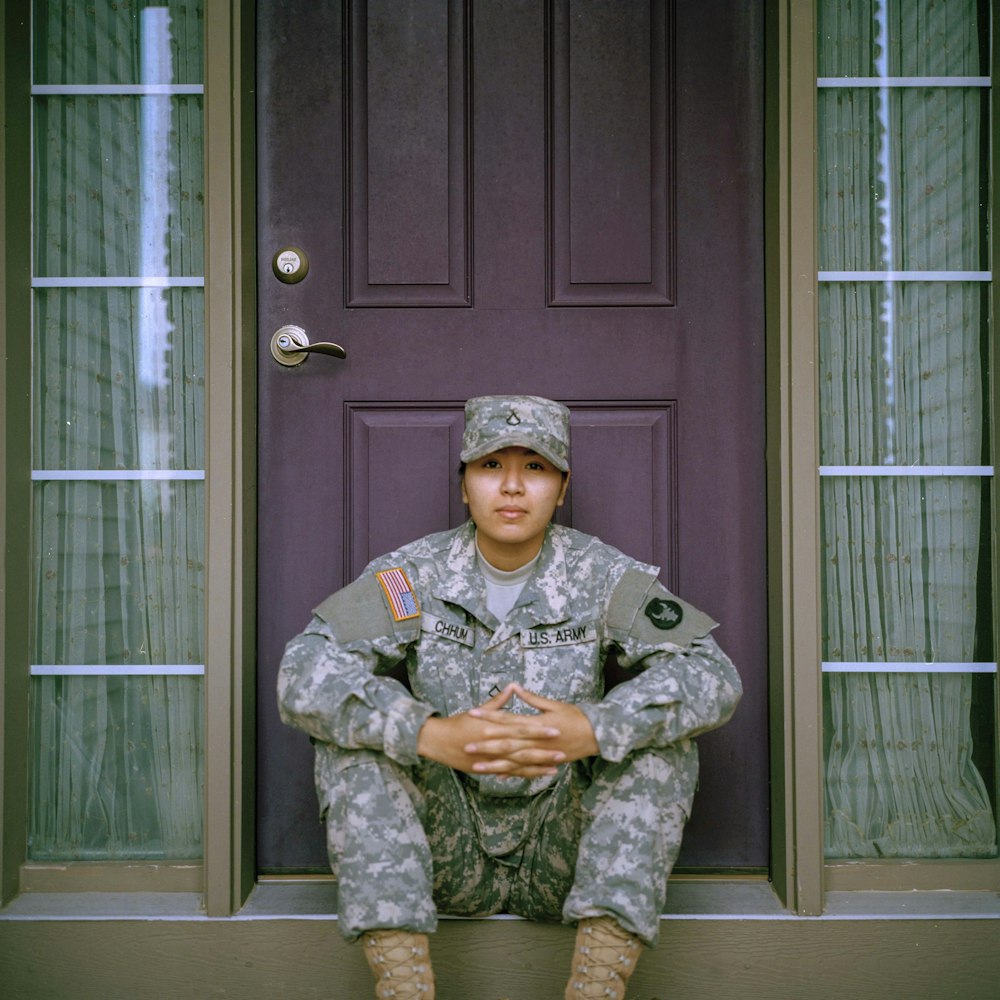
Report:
819,283,987,466
33,1,204,86
32,481,205,665
818,87,986,272
824,671,996,859
34,95,204,278
30,675,204,860
32,481,204,667
33,288,205,470
818,0,988,78
821,477,988,664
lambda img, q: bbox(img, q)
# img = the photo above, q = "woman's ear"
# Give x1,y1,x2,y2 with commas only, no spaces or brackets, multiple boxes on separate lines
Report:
556,470,571,507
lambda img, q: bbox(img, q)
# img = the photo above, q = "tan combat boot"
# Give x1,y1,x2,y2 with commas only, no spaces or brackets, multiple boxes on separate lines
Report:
362,929,435,998
564,916,643,999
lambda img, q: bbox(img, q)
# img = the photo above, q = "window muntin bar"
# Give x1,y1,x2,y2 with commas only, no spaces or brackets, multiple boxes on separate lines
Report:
820,271,990,282
819,76,990,87
33,277,206,287
33,84,204,95
33,471,206,480
823,662,997,674
31,665,205,676
820,467,993,476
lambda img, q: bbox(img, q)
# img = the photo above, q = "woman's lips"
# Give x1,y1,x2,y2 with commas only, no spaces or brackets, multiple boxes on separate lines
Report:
497,506,527,519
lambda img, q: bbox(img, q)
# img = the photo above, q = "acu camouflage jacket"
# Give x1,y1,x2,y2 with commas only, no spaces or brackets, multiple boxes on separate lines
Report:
277,521,742,796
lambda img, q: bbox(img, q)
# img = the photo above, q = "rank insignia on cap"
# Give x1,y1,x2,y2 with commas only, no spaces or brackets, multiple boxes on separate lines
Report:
644,597,683,630
376,567,420,622
506,409,521,425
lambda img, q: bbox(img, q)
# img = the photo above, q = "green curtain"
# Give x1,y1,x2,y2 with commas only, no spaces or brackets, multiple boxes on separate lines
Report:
817,0,996,858
30,2,205,860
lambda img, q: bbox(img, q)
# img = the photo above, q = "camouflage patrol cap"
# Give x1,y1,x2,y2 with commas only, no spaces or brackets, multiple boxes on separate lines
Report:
460,395,571,471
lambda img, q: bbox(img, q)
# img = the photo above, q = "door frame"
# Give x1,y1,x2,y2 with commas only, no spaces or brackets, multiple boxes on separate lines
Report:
204,0,801,917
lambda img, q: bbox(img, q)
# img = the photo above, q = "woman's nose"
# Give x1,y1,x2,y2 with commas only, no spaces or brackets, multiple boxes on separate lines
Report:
501,470,525,494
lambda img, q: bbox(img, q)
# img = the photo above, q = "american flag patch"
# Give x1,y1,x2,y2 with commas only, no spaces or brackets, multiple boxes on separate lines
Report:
375,567,420,622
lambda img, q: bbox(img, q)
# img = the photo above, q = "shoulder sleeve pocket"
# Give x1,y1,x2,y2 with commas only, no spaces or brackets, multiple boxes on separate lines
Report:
313,571,419,644
607,568,717,649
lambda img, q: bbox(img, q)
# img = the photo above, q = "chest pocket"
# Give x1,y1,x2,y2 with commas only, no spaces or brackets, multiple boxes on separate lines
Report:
520,621,602,700
411,612,478,714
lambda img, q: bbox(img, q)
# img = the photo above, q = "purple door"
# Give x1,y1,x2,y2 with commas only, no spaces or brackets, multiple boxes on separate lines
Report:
256,0,767,873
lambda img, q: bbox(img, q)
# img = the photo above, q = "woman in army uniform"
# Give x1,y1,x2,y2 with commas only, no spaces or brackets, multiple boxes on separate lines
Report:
278,395,741,999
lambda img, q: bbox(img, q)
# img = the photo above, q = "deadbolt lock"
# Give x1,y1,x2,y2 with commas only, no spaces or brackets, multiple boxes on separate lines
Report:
272,246,309,284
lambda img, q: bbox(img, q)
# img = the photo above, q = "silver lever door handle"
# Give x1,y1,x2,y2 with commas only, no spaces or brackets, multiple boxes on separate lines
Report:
270,324,347,367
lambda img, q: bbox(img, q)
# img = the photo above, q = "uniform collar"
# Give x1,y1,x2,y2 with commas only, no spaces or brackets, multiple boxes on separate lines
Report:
433,521,570,628
433,522,493,625
509,524,571,627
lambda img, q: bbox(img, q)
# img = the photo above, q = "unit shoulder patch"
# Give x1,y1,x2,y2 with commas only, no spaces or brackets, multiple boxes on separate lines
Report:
644,597,684,630
607,568,718,649
375,567,421,622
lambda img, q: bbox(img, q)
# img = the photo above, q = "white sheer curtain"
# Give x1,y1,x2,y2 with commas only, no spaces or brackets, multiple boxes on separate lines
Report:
30,2,205,860
817,0,996,858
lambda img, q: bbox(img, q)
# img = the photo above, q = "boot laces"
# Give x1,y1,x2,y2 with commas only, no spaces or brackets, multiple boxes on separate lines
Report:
364,931,434,998
567,919,641,999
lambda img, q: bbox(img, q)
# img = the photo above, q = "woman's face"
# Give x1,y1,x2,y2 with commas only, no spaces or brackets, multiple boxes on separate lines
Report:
461,447,569,570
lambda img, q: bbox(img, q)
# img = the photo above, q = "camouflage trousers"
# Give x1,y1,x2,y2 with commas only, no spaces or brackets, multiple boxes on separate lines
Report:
315,741,698,947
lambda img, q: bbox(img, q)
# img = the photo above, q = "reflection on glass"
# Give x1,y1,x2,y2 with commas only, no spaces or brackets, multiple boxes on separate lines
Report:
140,7,175,402
33,1,205,86
818,283,986,467
817,88,986,274
818,0,988,78
33,95,204,277
33,288,205,470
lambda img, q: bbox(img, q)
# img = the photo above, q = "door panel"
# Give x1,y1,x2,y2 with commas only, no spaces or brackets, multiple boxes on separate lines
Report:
346,0,470,303
550,0,671,303
257,0,767,872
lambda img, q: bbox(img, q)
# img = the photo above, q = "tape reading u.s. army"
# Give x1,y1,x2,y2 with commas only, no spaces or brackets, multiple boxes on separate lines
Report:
375,567,420,622
521,623,597,648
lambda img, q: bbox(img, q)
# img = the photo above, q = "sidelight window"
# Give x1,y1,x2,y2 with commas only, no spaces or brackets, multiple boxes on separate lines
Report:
816,0,997,859
28,1,205,860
